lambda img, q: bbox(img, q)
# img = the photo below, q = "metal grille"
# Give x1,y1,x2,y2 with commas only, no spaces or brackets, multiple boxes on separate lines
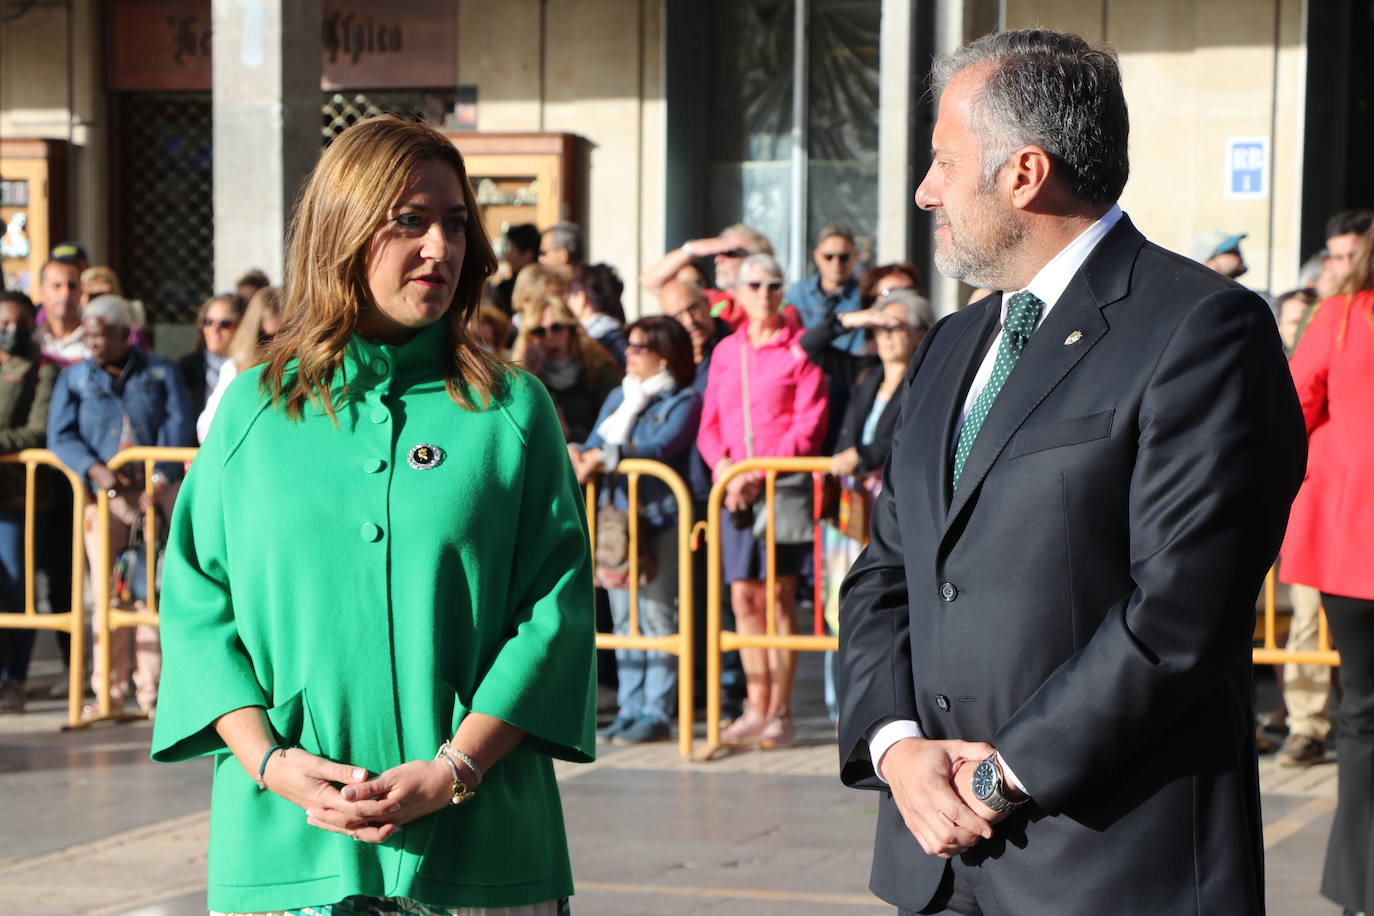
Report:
116,93,214,325
321,91,453,145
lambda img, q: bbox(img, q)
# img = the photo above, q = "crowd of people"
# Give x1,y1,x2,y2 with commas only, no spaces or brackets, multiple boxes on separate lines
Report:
0,247,277,716
481,215,935,749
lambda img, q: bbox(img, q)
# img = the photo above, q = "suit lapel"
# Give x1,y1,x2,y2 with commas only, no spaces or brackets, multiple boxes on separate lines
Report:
919,300,1001,530
940,216,1145,545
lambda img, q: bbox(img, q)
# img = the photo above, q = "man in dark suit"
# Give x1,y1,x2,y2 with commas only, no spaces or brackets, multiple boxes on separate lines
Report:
837,29,1307,915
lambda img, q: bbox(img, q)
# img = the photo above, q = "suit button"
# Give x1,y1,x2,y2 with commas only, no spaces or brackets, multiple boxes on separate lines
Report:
362,457,384,473
940,582,958,602
370,407,388,424
936,694,951,711
372,359,389,375
360,522,382,542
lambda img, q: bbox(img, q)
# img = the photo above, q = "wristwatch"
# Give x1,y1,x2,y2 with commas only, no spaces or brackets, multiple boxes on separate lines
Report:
971,753,1029,814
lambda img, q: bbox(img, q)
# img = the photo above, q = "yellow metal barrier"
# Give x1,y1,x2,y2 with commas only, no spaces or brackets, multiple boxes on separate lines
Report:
1254,566,1340,666
0,450,88,727
702,457,834,759
586,459,696,757
86,446,199,722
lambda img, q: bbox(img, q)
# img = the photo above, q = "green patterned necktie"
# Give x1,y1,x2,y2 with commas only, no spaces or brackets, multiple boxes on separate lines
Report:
952,290,1044,488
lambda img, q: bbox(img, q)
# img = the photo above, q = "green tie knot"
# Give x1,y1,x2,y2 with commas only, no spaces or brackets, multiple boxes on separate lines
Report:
1004,290,1044,341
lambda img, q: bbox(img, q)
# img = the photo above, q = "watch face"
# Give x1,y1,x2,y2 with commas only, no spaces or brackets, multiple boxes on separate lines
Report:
972,758,997,801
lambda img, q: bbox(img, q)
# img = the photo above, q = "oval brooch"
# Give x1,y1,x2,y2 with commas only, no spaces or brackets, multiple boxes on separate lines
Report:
407,443,445,470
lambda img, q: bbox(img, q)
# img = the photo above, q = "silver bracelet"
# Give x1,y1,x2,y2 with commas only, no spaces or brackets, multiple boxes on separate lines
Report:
438,741,483,785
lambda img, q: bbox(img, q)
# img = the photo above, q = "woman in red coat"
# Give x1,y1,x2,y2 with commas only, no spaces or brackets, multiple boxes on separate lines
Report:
1281,224,1374,914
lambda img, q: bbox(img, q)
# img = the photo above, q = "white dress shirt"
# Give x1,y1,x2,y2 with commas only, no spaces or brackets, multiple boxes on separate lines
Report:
865,205,1123,792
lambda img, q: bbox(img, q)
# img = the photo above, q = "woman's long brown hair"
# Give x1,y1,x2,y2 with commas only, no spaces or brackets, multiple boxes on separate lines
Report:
1331,225,1374,350
261,116,503,420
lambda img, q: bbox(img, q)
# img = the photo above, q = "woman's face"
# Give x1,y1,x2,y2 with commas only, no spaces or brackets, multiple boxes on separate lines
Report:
736,265,783,326
361,158,468,339
202,300,240,356
566,288,590,320
534,307,572,361
874,301,921,364
625,328,663,381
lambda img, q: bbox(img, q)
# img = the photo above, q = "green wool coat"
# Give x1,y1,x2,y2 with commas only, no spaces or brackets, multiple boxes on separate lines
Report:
150,323,597,913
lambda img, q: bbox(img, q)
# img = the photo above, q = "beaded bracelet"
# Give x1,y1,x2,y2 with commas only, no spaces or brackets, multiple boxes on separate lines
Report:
438,742,483,785
435,744,476,806
255,744,287,790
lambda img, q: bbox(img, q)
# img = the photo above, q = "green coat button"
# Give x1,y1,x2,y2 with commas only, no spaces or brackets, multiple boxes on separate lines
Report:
363,458,384,473
372,359,388,375
360,522,382,541
370,407,388,424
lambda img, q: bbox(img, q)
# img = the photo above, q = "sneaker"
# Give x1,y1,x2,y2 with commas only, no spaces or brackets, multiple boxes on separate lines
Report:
596,717,633,742
0,679,24,715
720,704,767,746
760,713,795,750
612,717,671,745
1277,733,1326,768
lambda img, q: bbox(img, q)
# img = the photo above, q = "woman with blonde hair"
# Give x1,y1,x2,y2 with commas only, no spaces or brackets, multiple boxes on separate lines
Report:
513,294,621,441
151,115,595,916
195,287,283,442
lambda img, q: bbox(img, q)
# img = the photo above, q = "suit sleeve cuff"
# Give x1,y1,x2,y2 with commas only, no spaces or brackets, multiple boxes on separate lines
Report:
866,718,924,783
997,751,1029,797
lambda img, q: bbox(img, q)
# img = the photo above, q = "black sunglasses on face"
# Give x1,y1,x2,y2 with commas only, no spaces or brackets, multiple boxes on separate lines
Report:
531,323,572,338
203,318,237,330
745,281,783,292
624,342,656,354
821,252,852,263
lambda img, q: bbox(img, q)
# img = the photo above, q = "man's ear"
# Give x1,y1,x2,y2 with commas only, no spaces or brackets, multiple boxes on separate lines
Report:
1007,145,1053,210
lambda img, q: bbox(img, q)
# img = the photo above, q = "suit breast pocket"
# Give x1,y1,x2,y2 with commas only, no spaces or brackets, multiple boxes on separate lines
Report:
1009,409,1115,458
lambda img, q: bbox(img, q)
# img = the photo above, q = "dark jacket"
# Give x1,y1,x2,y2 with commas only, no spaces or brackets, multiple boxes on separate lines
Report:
176,350,212,415
838,215,1307,915
579,384,703,529
540,356,622,445
688,322,734,503
0,344,59,510
801,316,901,475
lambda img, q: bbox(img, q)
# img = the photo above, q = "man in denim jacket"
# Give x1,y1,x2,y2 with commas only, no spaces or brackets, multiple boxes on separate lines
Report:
48,295,194,714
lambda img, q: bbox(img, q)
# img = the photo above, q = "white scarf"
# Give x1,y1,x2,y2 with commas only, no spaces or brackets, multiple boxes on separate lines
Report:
596,368,675,446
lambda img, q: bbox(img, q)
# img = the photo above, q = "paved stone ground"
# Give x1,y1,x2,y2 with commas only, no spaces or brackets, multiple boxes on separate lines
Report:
0,648,1340,915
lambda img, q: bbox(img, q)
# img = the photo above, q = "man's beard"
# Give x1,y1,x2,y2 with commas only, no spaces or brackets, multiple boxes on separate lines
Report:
933,194,1025,290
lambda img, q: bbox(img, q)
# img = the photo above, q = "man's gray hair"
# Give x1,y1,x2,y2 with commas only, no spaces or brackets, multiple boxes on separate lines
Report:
719,223,775,257
932,29,1129,207
543,222,584,262
815,222,855,248
733,253,784,287
83,295,132,328
880,289,936,333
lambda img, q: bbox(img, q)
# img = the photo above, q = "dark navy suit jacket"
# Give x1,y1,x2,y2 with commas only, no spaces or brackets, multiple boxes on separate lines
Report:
837,215,1307,915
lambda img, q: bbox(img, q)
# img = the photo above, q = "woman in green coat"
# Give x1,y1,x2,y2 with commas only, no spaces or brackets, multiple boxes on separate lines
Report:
150,116,597,915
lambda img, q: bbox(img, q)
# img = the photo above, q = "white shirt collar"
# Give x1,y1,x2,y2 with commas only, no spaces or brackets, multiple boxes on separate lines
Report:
1000,204,1123,326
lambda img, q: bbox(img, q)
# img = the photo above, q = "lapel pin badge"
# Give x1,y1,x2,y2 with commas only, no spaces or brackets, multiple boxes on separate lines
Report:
1064,330,1084,346
407,443,445,470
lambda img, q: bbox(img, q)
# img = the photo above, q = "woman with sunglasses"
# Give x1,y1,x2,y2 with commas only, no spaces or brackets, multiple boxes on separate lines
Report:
178,293,245,416
151,117,595,915
570,317,701,745
512,295,622,442
195,286,283,442
698,253,829,749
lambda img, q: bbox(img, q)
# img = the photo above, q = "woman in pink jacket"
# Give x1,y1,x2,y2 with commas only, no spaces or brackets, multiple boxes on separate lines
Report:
698,253,829,749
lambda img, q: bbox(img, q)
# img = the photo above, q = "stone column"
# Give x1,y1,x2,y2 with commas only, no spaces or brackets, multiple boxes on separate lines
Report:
212,0,321,292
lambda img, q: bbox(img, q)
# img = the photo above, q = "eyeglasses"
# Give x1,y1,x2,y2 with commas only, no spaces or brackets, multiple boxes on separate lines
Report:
624,342,655,354
531,323,572,338
203,318,237,330
820,252,852,263
744,281,783,292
